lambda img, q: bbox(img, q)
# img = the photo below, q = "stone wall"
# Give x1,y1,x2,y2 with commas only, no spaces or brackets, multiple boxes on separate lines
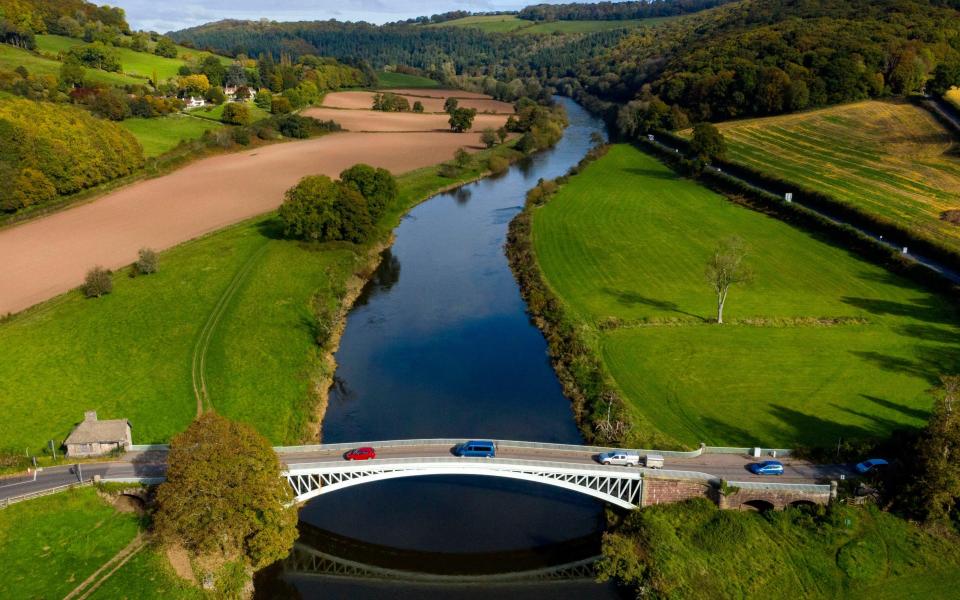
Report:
641,477,716,508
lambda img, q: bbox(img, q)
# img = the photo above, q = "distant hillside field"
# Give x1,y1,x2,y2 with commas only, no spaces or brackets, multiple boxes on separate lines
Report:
376,70,439,89
433,14,669,34
531,144,960,448
35,34,230,81
710,101,960,256
0,44,140,86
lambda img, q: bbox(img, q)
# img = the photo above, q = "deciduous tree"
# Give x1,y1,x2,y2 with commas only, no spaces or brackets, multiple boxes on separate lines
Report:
704,236,752,324
690,122,726,163
83,266,113,298
448,107,477,132
917,375,960,525
154,413,297,574
480,127,497,148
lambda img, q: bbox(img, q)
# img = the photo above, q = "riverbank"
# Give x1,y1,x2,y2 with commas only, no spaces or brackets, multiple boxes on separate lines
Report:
508,143,960,449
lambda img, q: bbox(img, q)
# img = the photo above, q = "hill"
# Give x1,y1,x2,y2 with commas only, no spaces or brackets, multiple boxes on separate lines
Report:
706,100,960,257
528,144,960,448
570,0,960,124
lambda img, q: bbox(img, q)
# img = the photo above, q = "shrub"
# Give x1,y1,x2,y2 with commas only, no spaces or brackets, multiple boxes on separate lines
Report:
438,163,460,178
135,248,158,275
221,102,251,126
454,148,471,168
231,127,251,146
412,100,424,113
83,266,113,298
480,127,498,148
271,96,292,114
487,155,509,174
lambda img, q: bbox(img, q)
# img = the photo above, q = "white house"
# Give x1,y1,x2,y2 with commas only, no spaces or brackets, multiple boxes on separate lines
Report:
186,96,206,108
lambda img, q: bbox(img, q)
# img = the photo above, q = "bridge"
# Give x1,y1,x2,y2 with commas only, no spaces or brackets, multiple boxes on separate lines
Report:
1,438,840,511
277,438,838,511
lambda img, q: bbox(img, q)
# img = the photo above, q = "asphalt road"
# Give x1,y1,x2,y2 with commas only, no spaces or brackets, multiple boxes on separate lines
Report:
1,444,850,503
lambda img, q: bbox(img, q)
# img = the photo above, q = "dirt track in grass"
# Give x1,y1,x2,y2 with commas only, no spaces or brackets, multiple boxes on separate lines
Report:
0,130,488,315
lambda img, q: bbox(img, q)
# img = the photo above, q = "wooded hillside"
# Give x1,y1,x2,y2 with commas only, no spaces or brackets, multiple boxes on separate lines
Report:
0,97,143,211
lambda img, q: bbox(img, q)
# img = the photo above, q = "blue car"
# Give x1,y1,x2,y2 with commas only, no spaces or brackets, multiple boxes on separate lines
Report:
748,460,784,476
855,458,888,474
455,440,496,458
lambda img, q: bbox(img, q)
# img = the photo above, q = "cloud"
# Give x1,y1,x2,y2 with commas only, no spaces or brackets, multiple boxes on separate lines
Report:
100,0,549,32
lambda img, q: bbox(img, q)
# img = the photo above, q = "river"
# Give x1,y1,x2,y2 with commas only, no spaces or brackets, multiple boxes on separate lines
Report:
257,99,625,599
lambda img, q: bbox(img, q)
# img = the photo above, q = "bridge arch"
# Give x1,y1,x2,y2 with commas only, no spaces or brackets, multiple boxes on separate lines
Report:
285,461,643,509
739,499,776,512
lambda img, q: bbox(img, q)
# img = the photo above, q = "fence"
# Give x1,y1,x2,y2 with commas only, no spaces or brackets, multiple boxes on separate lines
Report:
0,480,93,509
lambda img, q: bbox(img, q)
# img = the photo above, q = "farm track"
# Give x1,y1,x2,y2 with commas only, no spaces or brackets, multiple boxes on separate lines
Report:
191,243,269,415
63,533,146,600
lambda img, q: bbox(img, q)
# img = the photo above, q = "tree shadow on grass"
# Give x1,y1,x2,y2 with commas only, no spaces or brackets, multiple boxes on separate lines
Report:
255,217,285,241
841,295,958,326
602,288,706,320
859,394,931,422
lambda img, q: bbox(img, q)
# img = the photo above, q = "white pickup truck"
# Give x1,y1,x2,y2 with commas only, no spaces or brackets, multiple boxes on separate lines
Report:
597,451,664,468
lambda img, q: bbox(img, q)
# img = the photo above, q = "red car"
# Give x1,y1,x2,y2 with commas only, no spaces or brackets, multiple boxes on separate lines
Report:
344,447,377,461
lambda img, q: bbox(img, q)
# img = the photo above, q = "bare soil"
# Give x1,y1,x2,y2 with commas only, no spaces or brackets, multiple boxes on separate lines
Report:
302,106,509,132
0,131,490,315
323,91,514,114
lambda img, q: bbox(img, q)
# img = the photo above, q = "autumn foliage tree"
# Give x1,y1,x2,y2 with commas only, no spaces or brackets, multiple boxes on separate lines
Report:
916,375,960,526
154,413,297,572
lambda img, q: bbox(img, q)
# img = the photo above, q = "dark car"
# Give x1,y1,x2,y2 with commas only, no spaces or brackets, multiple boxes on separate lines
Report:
855,458,888,474
344,447,377,461
748,460,784,476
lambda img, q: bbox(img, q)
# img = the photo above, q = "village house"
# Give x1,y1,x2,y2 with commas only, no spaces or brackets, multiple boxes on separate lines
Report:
186,96,206,108
63,411,132,457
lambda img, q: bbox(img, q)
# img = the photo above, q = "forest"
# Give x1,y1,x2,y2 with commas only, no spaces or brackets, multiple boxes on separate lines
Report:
518,0,732,21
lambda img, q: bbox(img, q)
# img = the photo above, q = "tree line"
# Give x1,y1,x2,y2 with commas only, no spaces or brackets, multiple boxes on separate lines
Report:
518,0,733,22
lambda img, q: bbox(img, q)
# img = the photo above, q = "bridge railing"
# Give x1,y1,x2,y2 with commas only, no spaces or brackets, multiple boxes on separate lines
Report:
132,440,793,458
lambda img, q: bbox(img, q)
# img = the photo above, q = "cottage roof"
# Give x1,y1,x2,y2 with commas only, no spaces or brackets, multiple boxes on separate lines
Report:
64,413,130,444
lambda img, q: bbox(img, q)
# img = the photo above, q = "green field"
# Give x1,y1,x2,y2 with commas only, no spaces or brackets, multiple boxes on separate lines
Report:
706,100,960,257
0,44,141,86
531,144,960,447
604,499,960,599
0,488,140,599
36,35,211,81
432,15,532,32
376,70,440,89
0,143,521,452
188,101,271,124
86,542,203,600
120,115,221,157
433,14,672,34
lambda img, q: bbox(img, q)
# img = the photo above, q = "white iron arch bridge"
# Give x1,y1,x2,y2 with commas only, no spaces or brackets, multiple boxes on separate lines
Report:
284,456,645,509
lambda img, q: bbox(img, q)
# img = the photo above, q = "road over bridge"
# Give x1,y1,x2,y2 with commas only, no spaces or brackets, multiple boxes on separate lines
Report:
1,439,844,510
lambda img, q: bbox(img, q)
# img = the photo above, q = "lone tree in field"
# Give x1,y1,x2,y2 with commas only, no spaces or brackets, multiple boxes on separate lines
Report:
154,413,297,584
916,375,960,525
449,107,477,133
704,236,752,324
690,122,727,163
83,266,112,298
444,97,459,114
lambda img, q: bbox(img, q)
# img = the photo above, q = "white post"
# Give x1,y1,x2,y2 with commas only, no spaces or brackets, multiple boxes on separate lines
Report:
77,463,83,483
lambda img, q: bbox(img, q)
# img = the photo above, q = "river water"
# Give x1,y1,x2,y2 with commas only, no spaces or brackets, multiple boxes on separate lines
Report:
259,99,624,599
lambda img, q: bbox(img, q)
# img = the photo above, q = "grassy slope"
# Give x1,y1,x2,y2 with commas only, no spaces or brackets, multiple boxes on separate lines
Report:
706,100,960,256
188,101,271,124
0,44,140,86
0,488,140,599
376,70,439,89
120,115,221,157
531,144,960,447
0,142,520,451
432,15,532,33
615,499,960,599
36,34,230,81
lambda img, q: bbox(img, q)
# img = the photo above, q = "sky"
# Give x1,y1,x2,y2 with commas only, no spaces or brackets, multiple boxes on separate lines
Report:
100,1,561,33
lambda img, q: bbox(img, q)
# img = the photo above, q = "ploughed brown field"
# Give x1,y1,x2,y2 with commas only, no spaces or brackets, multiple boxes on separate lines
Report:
384,88,493,100
0,129,496,315
302,105,510,132
321,90,515,114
